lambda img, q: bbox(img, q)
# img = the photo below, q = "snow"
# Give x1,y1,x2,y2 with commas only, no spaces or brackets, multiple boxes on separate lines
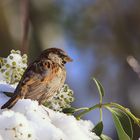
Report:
0,82,100,140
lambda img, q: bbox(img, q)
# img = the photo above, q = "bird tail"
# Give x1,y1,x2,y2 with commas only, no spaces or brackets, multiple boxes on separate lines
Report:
1,95,20,109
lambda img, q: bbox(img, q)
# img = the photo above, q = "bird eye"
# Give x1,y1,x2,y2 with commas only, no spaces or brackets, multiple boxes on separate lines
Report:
62,60,66,64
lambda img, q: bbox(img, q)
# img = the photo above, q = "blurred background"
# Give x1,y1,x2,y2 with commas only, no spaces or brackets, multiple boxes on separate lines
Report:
1,0,140,139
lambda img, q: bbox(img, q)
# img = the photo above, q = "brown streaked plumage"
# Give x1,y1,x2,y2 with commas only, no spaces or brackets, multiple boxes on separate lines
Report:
1,48,72,109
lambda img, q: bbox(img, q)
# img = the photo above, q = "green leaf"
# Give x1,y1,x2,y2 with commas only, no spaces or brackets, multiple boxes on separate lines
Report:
109,108,133,140
3,92,14,97
100,134,112,140
92,121,103,136
93,78,105,100
62,107,76,114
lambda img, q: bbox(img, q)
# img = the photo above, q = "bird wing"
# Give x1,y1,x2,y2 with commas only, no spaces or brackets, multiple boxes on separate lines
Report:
15,59,60,101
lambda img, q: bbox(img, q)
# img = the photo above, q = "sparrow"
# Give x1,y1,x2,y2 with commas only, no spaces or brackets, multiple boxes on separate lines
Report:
1,48,72,109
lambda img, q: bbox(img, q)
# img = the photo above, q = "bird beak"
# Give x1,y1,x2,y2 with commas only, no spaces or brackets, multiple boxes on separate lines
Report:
64,56,73,62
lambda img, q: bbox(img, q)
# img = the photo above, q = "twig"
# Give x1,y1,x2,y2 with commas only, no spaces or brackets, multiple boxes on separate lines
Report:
20,0,30,54
76,102,140,126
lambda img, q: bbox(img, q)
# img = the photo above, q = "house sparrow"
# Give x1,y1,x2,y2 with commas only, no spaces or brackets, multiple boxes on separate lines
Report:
1,48,72,109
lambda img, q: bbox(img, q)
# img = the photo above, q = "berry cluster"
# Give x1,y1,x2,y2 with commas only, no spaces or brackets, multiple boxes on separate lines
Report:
44,84,74,111
0,50,27,84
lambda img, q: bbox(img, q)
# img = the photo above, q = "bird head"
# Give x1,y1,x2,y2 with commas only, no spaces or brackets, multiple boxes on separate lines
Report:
40,48,73,65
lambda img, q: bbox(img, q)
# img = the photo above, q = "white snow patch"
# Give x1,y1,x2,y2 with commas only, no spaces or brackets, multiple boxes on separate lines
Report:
0,82,100,140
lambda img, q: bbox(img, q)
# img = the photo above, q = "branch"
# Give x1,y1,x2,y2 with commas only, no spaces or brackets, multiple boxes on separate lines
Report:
20,0,30,54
